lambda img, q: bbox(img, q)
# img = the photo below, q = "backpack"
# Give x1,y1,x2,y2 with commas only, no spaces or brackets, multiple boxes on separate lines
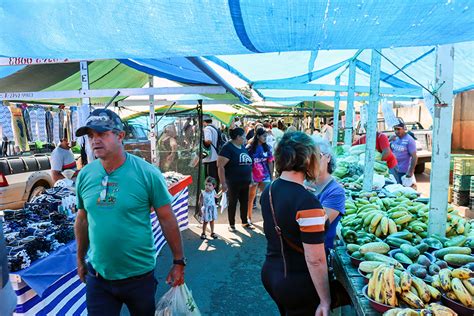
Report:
207,125,226,154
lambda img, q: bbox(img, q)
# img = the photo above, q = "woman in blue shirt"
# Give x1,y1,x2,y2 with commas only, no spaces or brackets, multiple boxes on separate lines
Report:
306,138,346,250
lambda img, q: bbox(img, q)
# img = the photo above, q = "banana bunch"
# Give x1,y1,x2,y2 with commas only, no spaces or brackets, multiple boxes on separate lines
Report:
368,265,398,307
341,189,474,245
432,268,474,308
368,266,441,309
446,211,473,237
383,303,457,316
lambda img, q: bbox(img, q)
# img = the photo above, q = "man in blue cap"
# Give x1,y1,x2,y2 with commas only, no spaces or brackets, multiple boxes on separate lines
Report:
74,109,186,315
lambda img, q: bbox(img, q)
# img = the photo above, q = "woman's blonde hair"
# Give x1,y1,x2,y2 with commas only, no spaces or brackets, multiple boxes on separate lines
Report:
274,131,320,181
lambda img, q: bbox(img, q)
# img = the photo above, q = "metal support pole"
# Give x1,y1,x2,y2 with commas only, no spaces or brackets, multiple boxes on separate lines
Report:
195,101,204,214
428,45,455,237
344,60,356,146
333,77,341,147
79,61,94,163
363,50,382,192
148,75,158,166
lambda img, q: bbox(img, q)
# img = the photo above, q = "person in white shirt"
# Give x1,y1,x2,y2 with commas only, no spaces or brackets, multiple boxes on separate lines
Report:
203,115,220,188
322,119,334,145
51,138,77,183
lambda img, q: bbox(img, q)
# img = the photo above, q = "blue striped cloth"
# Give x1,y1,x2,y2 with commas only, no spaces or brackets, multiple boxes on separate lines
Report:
12,188,189,316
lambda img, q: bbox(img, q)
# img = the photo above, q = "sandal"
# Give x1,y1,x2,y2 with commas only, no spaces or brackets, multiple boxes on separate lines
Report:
210,233,218,239
200,233,206,240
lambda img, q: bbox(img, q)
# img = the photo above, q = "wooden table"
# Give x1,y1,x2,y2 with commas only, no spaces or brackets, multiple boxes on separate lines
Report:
333,246,381,316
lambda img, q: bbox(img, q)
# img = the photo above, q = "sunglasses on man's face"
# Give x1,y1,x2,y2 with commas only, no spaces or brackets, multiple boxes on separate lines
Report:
100,175,109,202
394,127,404,131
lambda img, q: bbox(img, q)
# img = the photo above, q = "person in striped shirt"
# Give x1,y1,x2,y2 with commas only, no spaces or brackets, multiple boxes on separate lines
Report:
260,131,331,316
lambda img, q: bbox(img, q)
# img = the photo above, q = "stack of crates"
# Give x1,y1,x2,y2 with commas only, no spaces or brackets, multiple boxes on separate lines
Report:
452,156,474,207
471,177,474,210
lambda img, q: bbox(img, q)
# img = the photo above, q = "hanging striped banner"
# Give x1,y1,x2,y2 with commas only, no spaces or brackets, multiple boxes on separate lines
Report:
12,187,189,316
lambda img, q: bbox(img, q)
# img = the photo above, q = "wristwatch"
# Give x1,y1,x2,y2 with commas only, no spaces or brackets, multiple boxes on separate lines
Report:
173,257,187,266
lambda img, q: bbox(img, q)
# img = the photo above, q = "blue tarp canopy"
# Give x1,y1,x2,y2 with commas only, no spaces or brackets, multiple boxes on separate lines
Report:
206,42,474,102
0,1,473,59
119,58,217,85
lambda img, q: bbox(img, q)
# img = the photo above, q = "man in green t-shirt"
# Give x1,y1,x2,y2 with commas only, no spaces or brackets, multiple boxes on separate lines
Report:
74,109,186,315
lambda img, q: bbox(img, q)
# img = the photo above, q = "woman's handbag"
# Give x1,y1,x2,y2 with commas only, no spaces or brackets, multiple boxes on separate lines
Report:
268,182,350,309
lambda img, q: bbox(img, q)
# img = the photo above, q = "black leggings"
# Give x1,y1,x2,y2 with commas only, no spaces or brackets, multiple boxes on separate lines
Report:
204,161,219,188
227,182,249,226
261,259,320,316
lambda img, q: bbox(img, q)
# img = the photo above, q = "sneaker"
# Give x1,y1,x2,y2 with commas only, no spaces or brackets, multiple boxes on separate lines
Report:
229,226,236,232
210,233,218,239
200,233,206,240
242,223,255,230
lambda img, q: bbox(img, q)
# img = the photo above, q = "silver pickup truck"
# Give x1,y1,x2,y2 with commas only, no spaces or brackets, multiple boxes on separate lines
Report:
0,155,54,210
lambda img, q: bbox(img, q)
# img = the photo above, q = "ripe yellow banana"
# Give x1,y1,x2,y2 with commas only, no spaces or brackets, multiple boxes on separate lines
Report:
439,268,452,292
387,218,398,234
383,266,397,307
462,278,474,296
373,266,385,302
399,290,425,309
445,291,457,301
375,267,387,303
451,268,474,280
411,277,431,303
368,267,378,299
400,271,412,292
426,284,441,301
431,275,442,290
381,216,389,236
451,277,474,308
427,303,457,316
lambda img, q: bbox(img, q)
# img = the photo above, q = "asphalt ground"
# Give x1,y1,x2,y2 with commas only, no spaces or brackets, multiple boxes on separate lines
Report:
122,202,278,315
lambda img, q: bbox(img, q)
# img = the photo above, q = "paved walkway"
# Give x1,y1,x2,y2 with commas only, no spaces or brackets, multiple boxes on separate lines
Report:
153,222,278,315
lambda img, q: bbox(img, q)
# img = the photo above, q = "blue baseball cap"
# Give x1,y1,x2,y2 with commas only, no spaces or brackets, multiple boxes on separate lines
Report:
75,109,124,137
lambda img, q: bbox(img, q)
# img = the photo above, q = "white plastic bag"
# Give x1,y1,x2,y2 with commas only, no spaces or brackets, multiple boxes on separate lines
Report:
401,175,417,188
155,283,201,316
219,193,228,214
372,173,386,191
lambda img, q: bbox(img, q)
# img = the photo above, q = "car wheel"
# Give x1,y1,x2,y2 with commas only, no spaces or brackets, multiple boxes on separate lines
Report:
28,184,48,202
414,163,425,174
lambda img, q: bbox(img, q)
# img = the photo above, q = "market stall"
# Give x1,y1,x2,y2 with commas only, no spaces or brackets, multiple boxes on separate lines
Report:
331,144,474,315
3,173,192,316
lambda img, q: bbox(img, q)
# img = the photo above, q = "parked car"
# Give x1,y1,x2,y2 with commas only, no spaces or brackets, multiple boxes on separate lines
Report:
355,118,432,174
0,154,54,210
123,123,152,162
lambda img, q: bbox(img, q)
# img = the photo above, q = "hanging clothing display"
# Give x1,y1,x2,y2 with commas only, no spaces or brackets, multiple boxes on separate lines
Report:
22,106,33,142
28,107,39,141
9,103,30,152
0,105,14,140
52,111,60,144
70,107,78,141
58,109,65,140
65,111,72,141
36,107,47,142
45,110,54,144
